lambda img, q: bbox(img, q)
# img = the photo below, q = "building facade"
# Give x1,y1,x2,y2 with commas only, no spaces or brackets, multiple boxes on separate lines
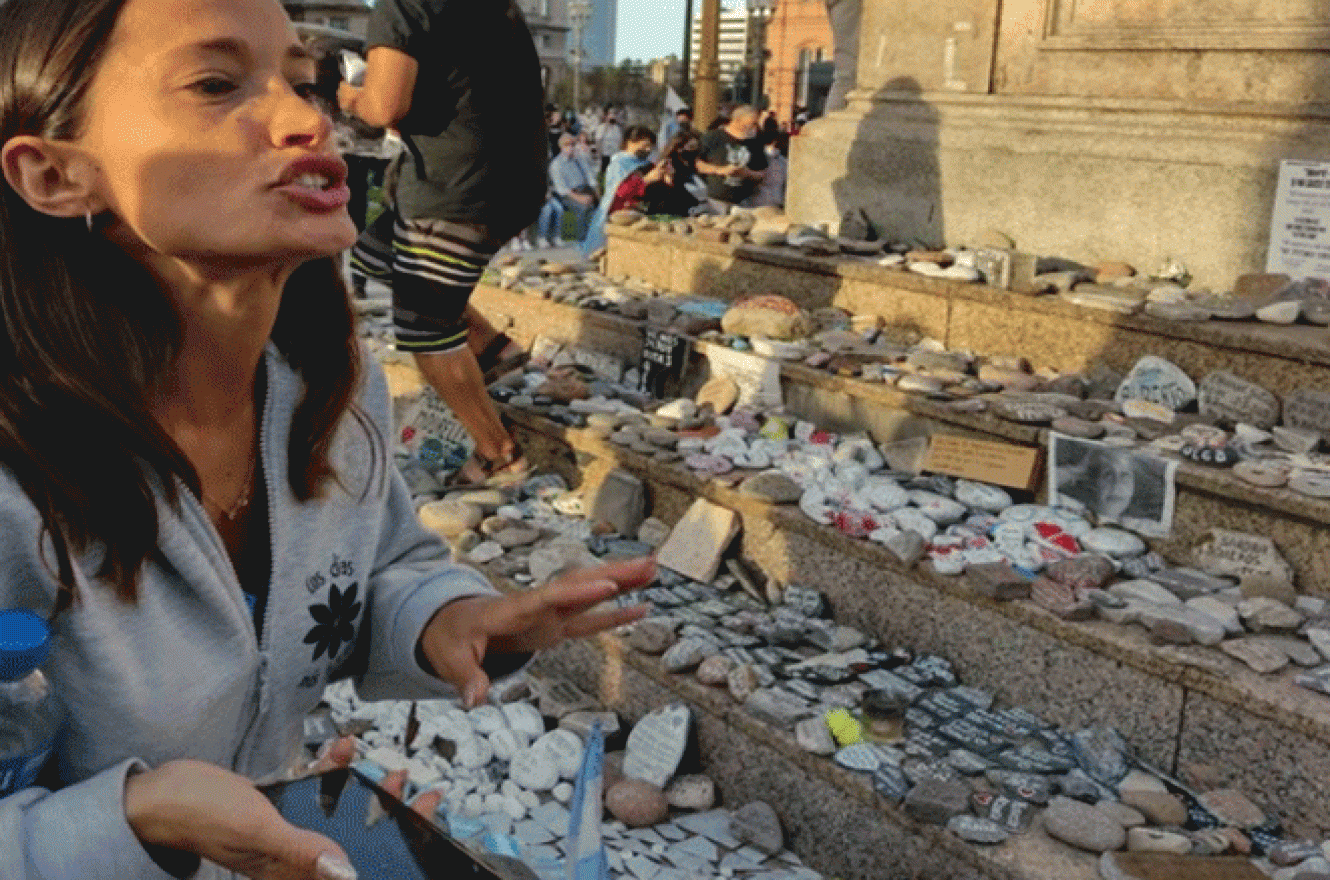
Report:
286,0,569,97
688,4,755,94
788,0,1330,288
761,0,833,124
578,0,619,69
519,0,573,95
283,0,372,40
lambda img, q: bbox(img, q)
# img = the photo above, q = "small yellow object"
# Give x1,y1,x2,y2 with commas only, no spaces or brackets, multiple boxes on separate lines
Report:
824,708,863,747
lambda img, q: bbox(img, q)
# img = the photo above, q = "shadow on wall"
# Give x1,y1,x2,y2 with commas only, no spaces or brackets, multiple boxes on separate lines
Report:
830,77,944,249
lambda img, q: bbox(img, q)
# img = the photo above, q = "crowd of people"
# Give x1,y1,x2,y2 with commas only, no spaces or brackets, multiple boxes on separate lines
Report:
507,101,795,254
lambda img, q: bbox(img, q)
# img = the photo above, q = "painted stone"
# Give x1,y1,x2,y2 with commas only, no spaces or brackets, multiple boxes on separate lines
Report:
1115,356,1196,411
1197,371,1280,429
623,704,691,788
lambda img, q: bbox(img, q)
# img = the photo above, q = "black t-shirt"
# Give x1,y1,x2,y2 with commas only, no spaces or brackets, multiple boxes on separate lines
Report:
367,0,549,235
698,128,768,204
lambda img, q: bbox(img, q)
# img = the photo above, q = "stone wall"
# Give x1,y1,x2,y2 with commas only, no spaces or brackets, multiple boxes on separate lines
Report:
788,0,1330,289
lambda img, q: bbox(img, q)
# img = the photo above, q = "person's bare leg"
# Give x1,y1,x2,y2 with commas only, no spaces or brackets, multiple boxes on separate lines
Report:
463,304,523,360
413,348,523,480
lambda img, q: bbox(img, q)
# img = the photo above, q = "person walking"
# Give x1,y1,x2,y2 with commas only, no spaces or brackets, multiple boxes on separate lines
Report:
0,2,655,879
340,0,548,483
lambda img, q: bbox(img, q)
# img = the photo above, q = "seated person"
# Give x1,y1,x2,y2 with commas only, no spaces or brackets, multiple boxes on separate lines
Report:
610,131,704,218
548,133,597,241
582,125,656,254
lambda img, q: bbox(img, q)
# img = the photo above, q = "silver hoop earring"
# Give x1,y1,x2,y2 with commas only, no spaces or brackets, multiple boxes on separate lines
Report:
84,209,92,232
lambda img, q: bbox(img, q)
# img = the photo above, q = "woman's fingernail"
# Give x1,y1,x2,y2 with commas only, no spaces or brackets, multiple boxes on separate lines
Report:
316,853,358,880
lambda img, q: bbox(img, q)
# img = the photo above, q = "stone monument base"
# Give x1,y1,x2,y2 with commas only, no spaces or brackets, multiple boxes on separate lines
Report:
787,89,1330,289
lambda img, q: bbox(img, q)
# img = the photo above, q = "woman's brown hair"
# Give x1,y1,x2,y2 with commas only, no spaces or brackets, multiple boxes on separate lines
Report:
0,0,361,605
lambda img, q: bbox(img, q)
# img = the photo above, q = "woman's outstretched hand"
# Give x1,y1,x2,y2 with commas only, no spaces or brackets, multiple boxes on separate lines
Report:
418,556,656,707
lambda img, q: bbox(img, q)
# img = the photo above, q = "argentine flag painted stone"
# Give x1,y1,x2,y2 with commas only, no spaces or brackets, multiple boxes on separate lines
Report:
565,721,609,880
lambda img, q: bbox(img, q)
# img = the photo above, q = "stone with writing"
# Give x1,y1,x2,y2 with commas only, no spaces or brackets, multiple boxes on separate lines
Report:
1284,389,1330,439
661,636,715,672
623,704,691,788
1193,529,1294,597
1197,371,1280,430
628,619,677,655
947,815,1010,845
727,663,760,702
1115,356,1196,411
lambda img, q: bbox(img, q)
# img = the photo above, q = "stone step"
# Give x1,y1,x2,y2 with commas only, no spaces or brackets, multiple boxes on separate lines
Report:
602,227,1330,391
528,638,1102,880
470,283,1330,595
497,406,1330,840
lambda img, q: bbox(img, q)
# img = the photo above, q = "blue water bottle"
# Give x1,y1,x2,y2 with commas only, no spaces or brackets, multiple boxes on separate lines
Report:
0,610,64,797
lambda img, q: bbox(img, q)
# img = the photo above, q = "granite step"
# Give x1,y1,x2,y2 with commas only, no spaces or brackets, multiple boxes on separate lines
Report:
497,405,1330,840
601,226,1330,386
470,282,1330,595
527,637,1102,880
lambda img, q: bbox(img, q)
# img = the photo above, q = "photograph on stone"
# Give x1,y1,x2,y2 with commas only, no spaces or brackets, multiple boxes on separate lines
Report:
1048,434,1176,537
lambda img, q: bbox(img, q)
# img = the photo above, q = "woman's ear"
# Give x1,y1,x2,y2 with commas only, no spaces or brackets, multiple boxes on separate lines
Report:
0,136,102,219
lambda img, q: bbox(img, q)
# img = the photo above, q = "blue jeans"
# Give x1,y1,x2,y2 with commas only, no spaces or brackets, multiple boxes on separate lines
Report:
537,197,564,242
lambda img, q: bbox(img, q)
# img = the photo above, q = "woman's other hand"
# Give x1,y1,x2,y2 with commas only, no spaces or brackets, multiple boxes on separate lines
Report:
125,759,356,880
419,556,655,707
126,746,446,880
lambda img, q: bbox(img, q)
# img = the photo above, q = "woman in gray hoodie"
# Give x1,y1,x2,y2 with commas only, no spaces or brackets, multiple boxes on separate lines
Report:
0,1,654,878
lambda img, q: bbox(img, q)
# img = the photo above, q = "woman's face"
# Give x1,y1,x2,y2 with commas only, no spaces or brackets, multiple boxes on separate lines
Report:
629,139,653,160
72,0,355,274
1097,452,1135,520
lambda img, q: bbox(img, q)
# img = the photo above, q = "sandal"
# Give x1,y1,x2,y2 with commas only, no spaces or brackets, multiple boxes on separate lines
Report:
448,440,530,489
477,332,531,385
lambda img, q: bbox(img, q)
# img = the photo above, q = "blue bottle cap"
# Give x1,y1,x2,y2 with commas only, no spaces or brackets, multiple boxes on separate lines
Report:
0,610,51,680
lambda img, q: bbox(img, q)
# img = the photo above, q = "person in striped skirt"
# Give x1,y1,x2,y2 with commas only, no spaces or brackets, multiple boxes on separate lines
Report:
340,0,547,482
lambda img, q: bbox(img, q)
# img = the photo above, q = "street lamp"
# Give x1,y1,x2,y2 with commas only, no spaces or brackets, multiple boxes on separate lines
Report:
746,0,774,110
569,0,592,116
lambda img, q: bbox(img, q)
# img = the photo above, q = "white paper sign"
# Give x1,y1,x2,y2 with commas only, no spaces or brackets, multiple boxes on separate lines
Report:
706,346,782,410
1268,160,1330,280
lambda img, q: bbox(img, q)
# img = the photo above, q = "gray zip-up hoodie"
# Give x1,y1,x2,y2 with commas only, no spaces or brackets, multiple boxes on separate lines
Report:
0,345,498,879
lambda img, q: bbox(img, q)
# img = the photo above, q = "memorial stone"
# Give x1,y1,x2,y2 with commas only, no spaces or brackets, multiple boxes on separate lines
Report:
1197,372,1280,429
623,704,691,788
1284,389,1330,439
1193,530,1295,595
1115,356,1196,411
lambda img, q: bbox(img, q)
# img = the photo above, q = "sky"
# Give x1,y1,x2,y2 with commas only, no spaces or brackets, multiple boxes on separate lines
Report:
616,0,748,63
